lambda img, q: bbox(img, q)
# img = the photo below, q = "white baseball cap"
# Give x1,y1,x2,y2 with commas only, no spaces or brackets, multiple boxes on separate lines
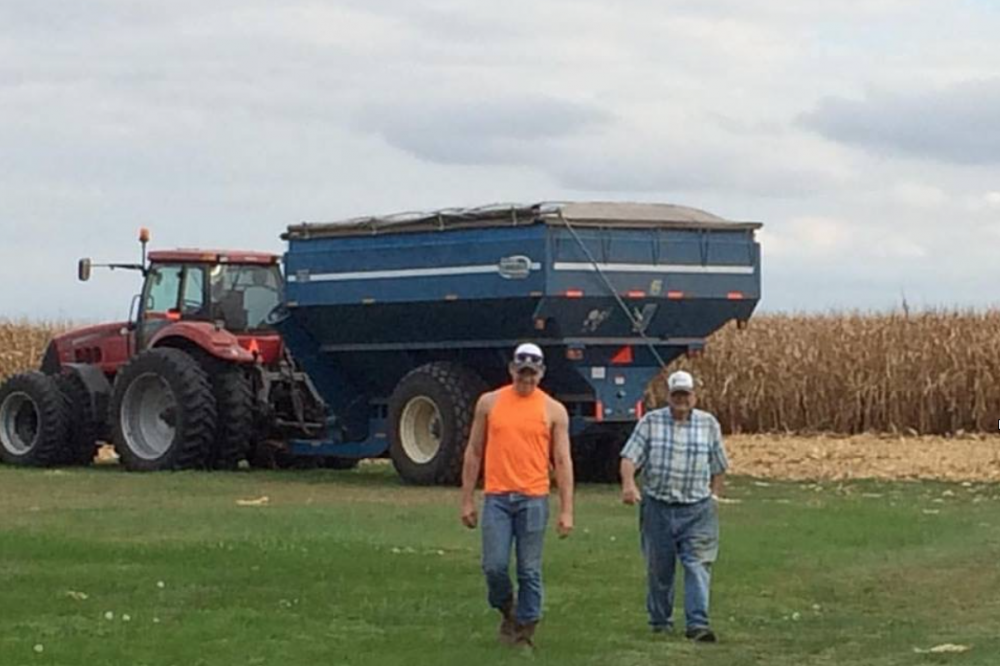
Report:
667,370,695,393
513,343,545,371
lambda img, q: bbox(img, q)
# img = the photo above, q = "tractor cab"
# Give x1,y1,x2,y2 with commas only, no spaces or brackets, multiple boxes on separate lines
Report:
76,231,285,365
140,250,283,334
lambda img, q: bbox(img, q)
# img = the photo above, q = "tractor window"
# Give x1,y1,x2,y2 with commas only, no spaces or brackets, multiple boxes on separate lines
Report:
180,266,206,315
209,264,283,331
144,265,183,313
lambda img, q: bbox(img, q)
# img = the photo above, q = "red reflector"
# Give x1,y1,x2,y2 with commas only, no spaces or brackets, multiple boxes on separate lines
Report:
667,291,685,300
610,346,633,365
727,291,744,300
565,289,584,298
626,290,645,299
595,401,604,422
635,400,645,419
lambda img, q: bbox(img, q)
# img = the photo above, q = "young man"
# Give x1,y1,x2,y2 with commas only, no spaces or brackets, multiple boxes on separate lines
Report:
460,343,574,647
620,370,729,643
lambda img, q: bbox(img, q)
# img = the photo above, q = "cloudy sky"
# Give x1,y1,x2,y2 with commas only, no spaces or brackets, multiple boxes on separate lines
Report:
2,0,998,320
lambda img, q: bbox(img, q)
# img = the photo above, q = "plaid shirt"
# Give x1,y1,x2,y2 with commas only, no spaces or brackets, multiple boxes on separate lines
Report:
620,408,729,504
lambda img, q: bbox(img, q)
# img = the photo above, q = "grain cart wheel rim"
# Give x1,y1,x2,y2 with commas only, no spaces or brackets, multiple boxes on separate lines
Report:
0,392,39,455
121,372,178,461
399,396,443,465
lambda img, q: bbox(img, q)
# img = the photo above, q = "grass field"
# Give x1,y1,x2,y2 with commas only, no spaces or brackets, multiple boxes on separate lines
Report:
2,464,999,666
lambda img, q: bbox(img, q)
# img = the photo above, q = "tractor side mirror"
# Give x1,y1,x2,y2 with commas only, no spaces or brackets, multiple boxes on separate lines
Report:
78,258,92,282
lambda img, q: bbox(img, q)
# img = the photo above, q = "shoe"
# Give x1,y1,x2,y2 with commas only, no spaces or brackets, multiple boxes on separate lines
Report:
498,600,517,645
651,625,673,635
515,621,538,648
685,627,717,643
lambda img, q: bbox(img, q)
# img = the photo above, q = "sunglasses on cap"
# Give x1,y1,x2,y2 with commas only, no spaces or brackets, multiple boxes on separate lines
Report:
514,352,544,365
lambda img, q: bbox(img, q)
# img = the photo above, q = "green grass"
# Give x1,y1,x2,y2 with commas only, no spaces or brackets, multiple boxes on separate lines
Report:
1,464,999,666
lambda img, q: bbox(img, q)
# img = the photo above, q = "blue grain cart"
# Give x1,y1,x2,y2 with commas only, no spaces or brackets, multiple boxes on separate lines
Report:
272,202,762,484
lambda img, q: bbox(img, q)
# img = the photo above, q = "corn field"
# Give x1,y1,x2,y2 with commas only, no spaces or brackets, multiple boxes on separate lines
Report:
654,310,1000,436
0,320,68,382
4,312,1000,436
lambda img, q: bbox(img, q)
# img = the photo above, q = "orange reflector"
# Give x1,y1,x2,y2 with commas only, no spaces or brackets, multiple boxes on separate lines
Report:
610,346,633,365
595,401,604,422
667,291,685,300
166,310,181,321
246,338,261,356
626,290,645,299
565,289,584,298
727,291,744,300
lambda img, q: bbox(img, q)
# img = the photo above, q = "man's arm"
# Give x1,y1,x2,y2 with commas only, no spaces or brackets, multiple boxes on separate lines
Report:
709,417,729,499
710,473,726,498
460,394,491,529
620,416,649,505
550,401,574,538
620,458,642,505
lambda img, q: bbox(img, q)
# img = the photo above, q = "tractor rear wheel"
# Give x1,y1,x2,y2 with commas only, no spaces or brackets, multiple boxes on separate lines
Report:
205,363,254,470
110,348,217,471
0,372,69,467
55,371,101,466
388,363,486,486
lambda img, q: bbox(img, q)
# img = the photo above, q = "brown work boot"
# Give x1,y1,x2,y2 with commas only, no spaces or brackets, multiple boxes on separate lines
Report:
515,621,538,648
498,600,517,645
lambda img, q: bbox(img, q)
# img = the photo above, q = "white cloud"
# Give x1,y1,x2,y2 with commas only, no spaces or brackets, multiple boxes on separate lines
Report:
1,0,1000,317
890,182,949,208
759,217,852,259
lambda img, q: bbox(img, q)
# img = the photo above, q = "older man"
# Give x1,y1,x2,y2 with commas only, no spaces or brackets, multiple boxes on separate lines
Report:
460,343,574,648
620,370,728,643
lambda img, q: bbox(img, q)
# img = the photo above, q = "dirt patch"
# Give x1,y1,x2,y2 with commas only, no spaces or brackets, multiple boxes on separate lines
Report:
728,433,1000,482
95,436,1000,484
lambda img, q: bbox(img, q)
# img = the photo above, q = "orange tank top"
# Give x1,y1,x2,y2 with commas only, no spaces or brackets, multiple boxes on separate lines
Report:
484,386,552,496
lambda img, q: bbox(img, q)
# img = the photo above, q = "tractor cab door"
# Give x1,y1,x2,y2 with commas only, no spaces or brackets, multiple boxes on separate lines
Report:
135,263,208,352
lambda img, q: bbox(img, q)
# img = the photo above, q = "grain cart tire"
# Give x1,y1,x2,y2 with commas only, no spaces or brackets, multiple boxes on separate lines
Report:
55,372,102,466
591,426,631,483
574,425,631,484
0,372,69,467
110,348,217,472
204,363,253,470
389,363,486,486
324,457,359,470
572,435,601,483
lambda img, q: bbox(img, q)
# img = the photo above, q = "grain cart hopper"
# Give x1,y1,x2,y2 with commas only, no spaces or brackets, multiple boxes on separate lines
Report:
274,202,761,482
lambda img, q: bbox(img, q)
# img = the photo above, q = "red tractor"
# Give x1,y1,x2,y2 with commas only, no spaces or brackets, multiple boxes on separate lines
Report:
0,230,327,471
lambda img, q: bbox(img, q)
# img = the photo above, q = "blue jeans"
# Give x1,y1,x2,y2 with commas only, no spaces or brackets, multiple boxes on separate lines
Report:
640,496,719,630
481,493,549,624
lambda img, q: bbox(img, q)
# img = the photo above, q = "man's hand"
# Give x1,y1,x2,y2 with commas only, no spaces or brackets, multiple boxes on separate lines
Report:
557,511,574,539
461,498,478,529
622,484,642,505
